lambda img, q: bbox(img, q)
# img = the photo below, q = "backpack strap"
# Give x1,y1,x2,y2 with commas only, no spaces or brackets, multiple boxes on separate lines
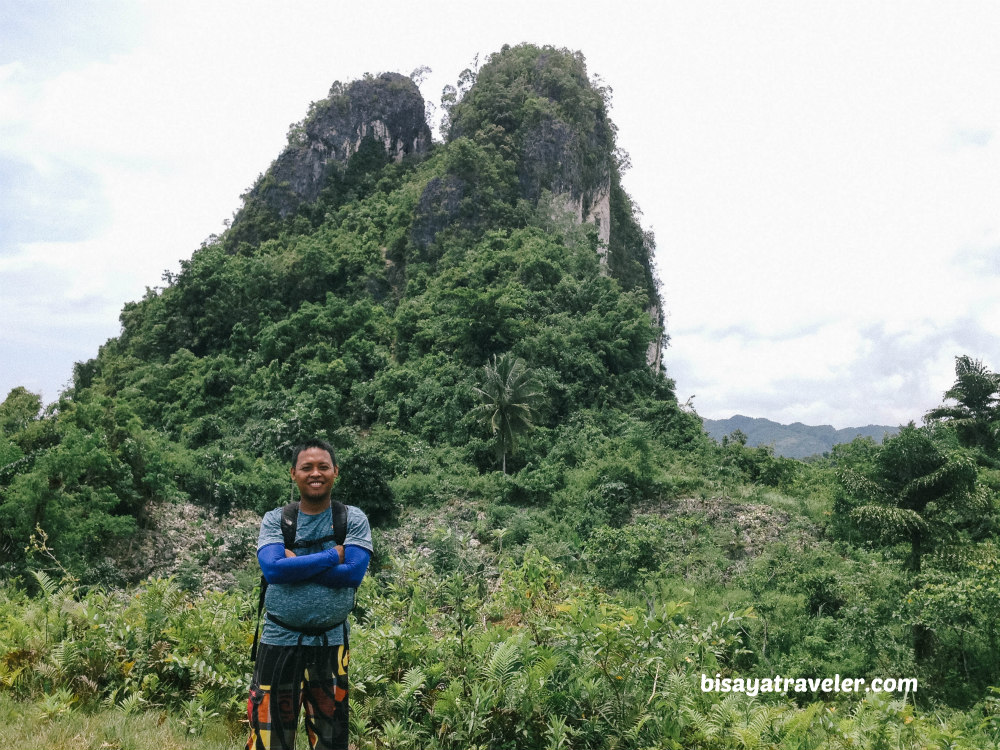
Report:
285,500,348,548
281,501,300,549
332,500,348,545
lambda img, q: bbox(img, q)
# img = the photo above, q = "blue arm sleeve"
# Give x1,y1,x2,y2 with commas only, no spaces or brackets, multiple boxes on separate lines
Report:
311,545,370,589
258,543,340,584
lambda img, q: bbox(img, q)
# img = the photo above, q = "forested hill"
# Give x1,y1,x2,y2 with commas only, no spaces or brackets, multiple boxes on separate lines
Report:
703,415,899,458
0,43,701,580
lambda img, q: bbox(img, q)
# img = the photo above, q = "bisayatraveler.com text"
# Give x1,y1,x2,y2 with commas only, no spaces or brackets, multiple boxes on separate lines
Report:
702,673,917,697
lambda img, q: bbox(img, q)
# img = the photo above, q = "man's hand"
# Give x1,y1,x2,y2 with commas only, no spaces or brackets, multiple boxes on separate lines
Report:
285,549,296,558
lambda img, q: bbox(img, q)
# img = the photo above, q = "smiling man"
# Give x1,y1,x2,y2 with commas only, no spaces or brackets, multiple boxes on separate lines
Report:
247,438,372,750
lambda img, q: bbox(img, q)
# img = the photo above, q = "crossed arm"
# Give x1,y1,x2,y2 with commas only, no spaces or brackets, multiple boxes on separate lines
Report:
258,543,370,588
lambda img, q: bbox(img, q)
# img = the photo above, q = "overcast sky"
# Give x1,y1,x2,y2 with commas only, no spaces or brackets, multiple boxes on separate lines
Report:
2,1,998,429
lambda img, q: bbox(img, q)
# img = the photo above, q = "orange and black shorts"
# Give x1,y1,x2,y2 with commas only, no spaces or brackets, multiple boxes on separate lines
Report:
247,641,349,750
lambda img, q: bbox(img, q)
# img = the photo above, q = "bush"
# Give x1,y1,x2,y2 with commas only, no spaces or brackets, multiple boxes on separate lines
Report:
584,515,673,588
333,445,397,527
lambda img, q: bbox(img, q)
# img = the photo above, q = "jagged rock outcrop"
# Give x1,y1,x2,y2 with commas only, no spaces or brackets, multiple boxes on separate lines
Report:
241,73,431,221
438,48,617,261
411,44,666,371
518,117,612,258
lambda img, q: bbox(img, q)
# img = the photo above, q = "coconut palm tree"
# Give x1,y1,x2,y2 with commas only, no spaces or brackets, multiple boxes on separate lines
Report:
471,353,542,474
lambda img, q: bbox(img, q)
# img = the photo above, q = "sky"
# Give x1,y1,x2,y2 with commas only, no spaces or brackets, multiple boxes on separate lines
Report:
2,1,998,430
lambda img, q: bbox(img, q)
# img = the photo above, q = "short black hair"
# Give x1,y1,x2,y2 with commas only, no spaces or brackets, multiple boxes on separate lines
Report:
290,439,337,468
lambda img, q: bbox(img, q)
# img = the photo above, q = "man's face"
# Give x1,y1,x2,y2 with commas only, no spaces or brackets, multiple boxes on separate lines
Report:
290,447,339,503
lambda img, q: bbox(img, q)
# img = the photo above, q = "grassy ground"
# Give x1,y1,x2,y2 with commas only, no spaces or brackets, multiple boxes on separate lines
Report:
0,694,242,750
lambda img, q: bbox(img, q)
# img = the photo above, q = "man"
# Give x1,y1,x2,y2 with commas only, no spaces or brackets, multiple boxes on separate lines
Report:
247,438,372,750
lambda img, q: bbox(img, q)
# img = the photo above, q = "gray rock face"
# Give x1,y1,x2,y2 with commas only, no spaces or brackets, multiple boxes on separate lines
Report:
645,303,664,370
519,118,612,255
411,175,468,249
247,73,431,219
518,118,586,200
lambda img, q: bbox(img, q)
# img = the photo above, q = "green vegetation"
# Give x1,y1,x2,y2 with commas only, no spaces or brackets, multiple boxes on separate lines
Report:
926,354,1000,463
2,44,1000,747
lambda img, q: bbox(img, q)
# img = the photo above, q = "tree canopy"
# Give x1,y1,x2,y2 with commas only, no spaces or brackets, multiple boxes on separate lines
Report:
926,355,1000,463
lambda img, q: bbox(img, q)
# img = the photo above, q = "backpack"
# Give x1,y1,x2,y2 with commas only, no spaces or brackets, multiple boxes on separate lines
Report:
251,501,348,659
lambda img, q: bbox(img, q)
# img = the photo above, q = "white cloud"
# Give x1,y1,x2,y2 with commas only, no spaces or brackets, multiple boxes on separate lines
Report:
2,1,999,427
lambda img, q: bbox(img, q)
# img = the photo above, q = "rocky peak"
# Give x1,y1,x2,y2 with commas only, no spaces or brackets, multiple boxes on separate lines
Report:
439,45,664,370
241,72,431,221
447,47,615,258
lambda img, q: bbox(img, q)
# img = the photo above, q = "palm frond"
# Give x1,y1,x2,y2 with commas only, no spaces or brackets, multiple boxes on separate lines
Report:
838,469,885,503
482,639,521,684
851,504,927,536
391,666,426,708
902,451,976,499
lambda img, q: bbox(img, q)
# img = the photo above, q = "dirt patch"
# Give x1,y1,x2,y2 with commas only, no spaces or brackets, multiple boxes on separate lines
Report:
639,496,795,560
116,502,261,590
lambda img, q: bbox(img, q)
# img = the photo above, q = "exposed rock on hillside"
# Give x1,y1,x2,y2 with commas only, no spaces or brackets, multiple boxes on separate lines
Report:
446,48,616,258
240,73,432,221
410,175,468,249
518,118,612,253
646,303,664,370
119,502,260,590
425,45,663,367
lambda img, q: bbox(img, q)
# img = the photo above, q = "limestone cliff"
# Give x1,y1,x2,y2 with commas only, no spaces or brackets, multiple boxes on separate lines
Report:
444,49,616,261
230,48,665,372
441,45,663,369
238,73,431,223
516,116,612,256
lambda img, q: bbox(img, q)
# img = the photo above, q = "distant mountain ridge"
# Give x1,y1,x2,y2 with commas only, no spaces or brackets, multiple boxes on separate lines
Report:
702,415,899,459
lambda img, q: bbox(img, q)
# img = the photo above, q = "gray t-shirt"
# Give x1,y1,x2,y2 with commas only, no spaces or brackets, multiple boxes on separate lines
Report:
257,504,373,646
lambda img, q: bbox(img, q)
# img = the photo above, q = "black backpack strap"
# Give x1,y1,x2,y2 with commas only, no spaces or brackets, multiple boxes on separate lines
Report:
332,501,348,545
286,501,348,549
251,578,266,661
281,501,300,549
330,501,357,622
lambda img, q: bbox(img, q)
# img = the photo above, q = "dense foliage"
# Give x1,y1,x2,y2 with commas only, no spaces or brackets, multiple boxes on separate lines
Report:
4,531,1000,749
2,44,1000,747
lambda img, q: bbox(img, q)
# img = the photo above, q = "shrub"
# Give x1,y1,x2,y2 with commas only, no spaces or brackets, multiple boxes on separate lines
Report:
584,515,673,588
334,445,398,526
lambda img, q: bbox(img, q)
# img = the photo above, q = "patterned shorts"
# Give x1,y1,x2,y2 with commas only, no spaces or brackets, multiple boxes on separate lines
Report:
247,642,349,750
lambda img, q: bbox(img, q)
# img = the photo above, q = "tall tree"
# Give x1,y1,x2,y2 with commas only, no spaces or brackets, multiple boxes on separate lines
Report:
837,424,984,575
0,387,42,435
471,353,542,474
926,355,1000,463
836,424,988,660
